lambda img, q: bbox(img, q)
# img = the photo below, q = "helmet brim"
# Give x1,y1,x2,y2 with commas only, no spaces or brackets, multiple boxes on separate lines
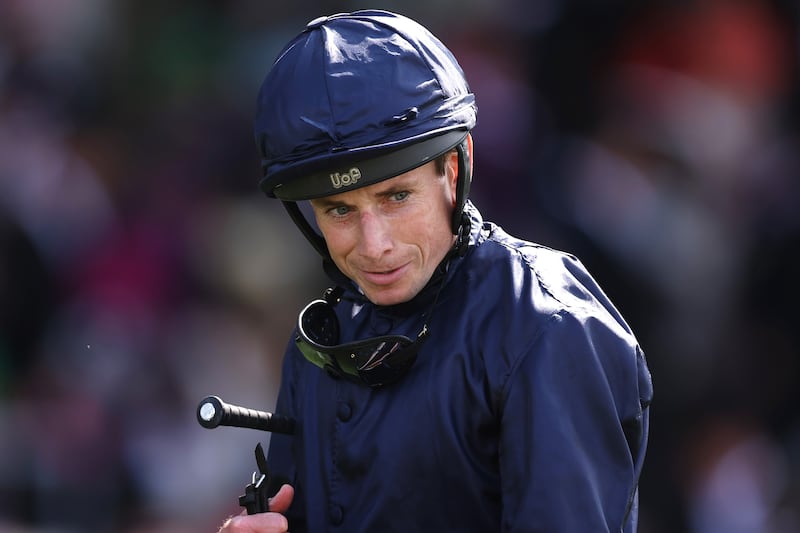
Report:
262,130,468,201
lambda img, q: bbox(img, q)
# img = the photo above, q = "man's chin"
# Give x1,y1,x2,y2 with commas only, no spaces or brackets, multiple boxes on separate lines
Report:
362,285,414,307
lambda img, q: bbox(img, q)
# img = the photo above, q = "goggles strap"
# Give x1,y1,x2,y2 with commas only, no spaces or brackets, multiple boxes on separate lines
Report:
323,285,344,305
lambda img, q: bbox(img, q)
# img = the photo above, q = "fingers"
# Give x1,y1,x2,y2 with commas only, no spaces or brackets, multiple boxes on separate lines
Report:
218,511,289,533
216,484,294,532
268,484,295,514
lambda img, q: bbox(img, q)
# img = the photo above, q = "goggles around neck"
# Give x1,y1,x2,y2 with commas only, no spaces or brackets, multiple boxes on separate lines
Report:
295,283,441,387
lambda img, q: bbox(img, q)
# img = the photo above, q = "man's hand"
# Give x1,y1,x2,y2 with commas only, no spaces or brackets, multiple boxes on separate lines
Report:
218,484,295,532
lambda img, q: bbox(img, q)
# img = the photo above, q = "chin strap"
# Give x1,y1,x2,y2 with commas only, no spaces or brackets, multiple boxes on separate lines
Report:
451,138,472,234
453,212,472,257
282,200,329,260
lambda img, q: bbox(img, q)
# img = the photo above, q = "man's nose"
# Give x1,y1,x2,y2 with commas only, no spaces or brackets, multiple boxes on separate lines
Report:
357,211,393,259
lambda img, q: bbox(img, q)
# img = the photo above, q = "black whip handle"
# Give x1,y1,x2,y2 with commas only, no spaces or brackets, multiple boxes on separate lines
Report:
196,395,295,435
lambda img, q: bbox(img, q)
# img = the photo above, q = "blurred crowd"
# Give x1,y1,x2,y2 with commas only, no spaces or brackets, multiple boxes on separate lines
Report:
0,0,798,531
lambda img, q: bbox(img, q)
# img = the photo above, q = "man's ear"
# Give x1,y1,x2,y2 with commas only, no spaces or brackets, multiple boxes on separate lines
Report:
448,150,459,206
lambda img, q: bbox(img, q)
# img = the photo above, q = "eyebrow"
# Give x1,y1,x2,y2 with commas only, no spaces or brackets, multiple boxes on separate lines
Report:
375,183,409,197
311,197,348,210
374,174,420,195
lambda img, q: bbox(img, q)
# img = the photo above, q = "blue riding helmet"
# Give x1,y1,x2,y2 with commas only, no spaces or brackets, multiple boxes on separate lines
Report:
254,10,477,258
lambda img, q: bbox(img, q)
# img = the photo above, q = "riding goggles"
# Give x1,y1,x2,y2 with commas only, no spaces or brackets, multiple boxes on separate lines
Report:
294,287,432,387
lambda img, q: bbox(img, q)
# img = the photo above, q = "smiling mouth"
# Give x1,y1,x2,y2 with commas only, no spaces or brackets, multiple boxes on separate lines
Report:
360,264,407,286
365,267,400,278
370,267,399,274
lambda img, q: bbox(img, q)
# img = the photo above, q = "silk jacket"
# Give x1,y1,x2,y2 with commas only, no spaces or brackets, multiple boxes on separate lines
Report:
267,203,653,532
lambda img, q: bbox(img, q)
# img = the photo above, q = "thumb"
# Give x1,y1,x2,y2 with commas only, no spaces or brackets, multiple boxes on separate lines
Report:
268,484,295,514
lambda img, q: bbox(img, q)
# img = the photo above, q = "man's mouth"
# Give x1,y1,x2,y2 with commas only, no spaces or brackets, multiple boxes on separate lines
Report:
360,264,407,286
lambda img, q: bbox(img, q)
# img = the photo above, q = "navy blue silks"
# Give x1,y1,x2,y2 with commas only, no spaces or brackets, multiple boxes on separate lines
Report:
268,203,653,532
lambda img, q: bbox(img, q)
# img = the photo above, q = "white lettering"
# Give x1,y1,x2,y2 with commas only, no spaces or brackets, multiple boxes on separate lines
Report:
330,167,361,189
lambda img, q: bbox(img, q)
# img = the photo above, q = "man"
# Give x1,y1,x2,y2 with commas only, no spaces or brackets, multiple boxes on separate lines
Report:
220,9,652,533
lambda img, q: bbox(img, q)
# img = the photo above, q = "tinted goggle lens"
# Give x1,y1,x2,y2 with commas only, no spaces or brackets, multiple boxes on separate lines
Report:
300,300,339,346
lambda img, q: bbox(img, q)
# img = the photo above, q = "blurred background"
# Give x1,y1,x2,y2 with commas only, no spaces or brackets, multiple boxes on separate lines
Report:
0,0,798,531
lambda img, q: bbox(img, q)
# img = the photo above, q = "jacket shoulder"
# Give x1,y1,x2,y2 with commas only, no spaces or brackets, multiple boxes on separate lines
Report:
464,223,637,343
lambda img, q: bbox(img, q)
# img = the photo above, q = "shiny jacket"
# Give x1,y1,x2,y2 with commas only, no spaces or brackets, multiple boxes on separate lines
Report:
267,203,653,532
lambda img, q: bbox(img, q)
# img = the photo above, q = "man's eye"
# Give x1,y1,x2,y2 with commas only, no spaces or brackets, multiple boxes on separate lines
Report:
391,191,409,202
331,205,350,216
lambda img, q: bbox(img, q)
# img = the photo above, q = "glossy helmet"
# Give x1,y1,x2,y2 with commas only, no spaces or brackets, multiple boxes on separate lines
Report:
254,10,477,259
